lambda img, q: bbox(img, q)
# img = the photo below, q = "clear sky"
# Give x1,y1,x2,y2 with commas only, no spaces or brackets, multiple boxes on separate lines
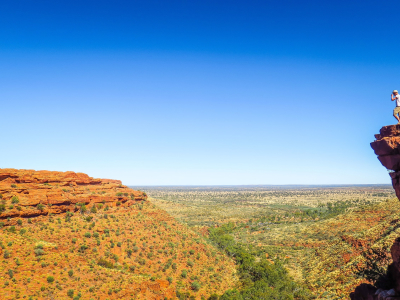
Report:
1,0,399,185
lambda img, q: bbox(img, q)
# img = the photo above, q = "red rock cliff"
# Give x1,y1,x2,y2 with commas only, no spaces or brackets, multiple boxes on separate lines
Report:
371,125,400,199
0,168,146,223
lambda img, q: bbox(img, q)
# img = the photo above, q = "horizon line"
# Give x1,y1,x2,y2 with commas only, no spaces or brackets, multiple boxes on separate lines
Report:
127,183,393,187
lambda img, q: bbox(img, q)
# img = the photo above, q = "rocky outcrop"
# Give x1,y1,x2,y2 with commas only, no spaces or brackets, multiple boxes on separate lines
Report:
0,168,146,223
350,238,400,299
371,125,400,200
350,126,400,299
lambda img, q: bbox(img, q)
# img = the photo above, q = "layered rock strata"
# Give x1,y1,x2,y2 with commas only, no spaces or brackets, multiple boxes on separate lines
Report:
0,168,146,223
371,125,400,199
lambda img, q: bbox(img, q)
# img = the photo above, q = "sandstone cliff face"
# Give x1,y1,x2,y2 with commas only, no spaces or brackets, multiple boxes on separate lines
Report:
371,125,400,200
0,168,146,223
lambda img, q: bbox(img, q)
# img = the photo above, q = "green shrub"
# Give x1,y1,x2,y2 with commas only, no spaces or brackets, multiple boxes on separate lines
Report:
37,204,45,211
187,260,194,267
78,244,88,253
68,270,73,277
80,204,87,213
67,289,74,297
97,257,114,269
47,276,54,283
126,249,133,257
34,249,45,256
11,196,19,204
191,281,201,292
181,270,187,278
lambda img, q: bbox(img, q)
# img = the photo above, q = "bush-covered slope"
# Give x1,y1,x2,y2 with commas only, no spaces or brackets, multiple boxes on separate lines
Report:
0,201,238,300
0,169,239,300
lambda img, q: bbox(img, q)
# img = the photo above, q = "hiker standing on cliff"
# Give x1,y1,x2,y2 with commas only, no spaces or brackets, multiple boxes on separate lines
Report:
392,90,400,124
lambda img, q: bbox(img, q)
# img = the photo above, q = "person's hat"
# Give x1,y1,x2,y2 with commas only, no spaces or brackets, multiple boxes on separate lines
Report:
394,90,398,93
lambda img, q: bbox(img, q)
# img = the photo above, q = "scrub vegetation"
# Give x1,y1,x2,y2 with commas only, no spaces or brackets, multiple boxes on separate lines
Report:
0,201,238,300
144,185,397,299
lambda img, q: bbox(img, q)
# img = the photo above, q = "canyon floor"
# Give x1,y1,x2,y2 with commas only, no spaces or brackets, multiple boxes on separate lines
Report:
142,185,397,300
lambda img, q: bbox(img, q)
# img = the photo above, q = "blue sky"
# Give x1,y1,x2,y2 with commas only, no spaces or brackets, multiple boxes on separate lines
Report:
1,0,399,185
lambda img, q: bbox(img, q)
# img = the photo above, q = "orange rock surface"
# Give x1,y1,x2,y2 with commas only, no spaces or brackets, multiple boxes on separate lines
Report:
0,168,146,223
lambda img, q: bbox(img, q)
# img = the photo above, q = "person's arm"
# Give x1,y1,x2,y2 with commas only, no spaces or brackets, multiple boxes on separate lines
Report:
392,94,396,101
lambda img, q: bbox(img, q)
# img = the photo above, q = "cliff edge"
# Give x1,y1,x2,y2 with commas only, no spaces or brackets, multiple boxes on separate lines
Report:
371,125,400,200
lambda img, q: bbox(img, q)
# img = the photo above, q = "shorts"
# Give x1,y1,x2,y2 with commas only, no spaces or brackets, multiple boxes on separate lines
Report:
394,107,400,115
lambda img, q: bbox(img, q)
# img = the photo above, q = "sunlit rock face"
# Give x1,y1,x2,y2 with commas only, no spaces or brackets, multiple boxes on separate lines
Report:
0,168,146,224
371,125,400,200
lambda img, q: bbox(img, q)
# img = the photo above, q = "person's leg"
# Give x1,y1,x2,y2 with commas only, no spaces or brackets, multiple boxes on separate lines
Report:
394,108,400,122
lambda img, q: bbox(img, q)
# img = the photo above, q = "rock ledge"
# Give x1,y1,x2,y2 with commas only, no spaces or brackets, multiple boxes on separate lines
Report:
0,168,146,224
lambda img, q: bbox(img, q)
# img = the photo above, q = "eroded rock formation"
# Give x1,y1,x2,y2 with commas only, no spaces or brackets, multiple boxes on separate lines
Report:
0,168,146,224
371,125,400,199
